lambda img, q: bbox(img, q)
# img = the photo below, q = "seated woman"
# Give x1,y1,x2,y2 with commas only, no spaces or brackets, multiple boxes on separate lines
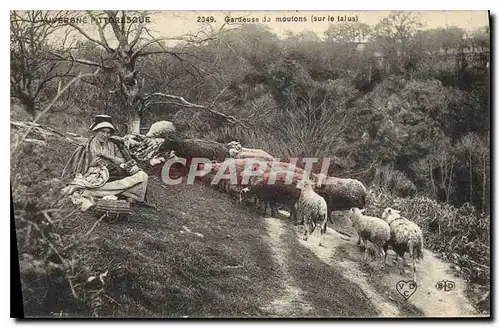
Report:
62,115,149,210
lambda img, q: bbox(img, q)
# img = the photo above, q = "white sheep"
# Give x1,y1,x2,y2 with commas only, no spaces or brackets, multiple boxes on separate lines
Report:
348,207,391,266
227,141,275,161
145,121,176,138
296,179,329,246
381,207,424,282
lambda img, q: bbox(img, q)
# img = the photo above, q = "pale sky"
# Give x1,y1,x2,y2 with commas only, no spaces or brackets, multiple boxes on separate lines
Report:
36,10,489,47
150,10,489,38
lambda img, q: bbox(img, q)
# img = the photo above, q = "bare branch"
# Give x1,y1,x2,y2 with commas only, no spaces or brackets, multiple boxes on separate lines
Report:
67,21,112,52
105,11,126,46
129,12,147,48
14,69,101,152
132,24,222,58
132,38,166,58
121,10,126,42
85,11,113,52
51,52,113,71
33,60,73,99
143,92,246,128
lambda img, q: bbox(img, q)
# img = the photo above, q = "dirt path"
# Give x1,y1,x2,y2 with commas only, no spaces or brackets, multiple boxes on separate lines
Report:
297,226,400,317
376,249,478,317
274,210,480,318
260,217,314,316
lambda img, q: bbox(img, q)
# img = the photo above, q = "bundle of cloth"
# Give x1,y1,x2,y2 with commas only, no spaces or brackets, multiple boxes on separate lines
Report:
61,166,109,211
119,135,165,163
114,121,177,164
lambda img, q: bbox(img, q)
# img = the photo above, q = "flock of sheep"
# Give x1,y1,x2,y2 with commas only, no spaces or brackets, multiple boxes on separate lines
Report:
125,121,425,282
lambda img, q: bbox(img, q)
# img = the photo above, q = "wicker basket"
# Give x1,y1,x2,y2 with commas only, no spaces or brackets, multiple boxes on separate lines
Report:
94,199,132,218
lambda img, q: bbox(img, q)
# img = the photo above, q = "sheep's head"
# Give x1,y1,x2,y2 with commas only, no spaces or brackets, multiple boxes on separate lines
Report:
239,186,251,203
167,150,178,161
349,207,365,216
348,207,365,226
149,156,166,166
296,179,314,191
314,173,328,188
229,148,240,157
381,207,401,221
145,121,176,138
227,141,243,153
245,167,267,186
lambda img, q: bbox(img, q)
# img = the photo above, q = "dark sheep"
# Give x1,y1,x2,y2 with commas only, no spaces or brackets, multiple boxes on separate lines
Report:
240,170,305,221
206,158,264,194
313,173,368,223
159,137,231,163
158,138,232,178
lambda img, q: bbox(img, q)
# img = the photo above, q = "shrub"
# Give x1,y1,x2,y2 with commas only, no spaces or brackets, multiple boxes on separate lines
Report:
366,188,490,285
12,124,109,317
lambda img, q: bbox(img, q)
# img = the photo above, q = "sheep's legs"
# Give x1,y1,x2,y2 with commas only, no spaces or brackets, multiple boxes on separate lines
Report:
270,203,277,218
383,243,389,265
395,254,409,275
412,254,417,282
379,247,386,267
289,206,298,223
319,219,327,247
357,236,366,250
303,221,310,241
261,201,268,216
327,208,334,224
402,256,410,267
310,221,317,234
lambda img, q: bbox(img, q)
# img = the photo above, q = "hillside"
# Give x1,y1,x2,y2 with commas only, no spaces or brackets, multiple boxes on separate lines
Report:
11,128,486,318
10,10,490,319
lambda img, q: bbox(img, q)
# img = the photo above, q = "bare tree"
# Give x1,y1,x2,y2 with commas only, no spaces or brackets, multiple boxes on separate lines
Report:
10,10,75,120
56,10,240,133
372,11,425,74
324,22,372,44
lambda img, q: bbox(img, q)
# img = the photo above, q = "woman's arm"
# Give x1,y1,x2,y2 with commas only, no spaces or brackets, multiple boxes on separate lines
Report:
97,153,125,165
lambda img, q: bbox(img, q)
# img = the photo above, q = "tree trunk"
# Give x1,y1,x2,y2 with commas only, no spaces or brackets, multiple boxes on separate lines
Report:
446,161,454,203
117,48,141,134
482,151,487,214
429,161,436,199
127,114,141,134
469,152,473,204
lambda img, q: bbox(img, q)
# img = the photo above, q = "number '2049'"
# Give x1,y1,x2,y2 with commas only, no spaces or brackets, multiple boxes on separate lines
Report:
197,16,216,23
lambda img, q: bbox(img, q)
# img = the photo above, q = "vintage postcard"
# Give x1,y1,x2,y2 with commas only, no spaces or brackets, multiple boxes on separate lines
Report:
10,10,490,318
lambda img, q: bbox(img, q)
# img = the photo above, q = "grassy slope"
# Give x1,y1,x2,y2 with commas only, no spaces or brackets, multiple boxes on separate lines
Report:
13,127,485,317
78,177,280,317
84,175,379,317
12,127,379,318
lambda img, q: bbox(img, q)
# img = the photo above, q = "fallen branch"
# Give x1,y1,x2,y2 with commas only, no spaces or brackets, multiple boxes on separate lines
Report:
67,275,79,299
103,293,122,307
85,214,107,237
42,210,55,225
144,92,247,128
11,121,83,147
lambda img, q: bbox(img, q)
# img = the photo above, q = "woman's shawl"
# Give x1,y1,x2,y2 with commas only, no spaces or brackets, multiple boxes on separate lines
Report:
61,136,132,180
